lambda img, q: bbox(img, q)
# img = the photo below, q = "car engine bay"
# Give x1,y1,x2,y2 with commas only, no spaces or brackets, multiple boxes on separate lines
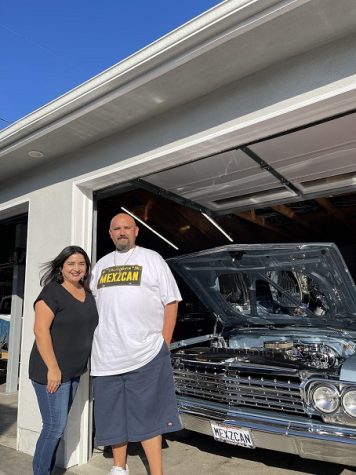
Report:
173,331,356,372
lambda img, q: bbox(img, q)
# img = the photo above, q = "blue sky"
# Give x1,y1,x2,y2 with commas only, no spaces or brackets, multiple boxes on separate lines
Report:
0,0,222,129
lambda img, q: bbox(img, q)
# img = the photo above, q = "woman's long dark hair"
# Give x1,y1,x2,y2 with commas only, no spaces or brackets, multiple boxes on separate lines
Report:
40,246,92,292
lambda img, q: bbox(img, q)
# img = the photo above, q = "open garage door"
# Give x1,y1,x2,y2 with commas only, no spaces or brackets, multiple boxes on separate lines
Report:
143,111,356,214
93,108,356,368
95,110,356,275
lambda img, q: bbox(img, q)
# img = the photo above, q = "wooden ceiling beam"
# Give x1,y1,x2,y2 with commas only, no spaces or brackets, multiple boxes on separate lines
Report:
235,211,293,239
315,197,355,232
272,204,320,234
170,203,235,245
133,190,219,246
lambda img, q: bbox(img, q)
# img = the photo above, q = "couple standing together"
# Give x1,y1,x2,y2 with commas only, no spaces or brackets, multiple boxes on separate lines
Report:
28,213,182,475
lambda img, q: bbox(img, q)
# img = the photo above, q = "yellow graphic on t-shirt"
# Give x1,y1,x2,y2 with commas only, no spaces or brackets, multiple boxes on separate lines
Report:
97,265,142,288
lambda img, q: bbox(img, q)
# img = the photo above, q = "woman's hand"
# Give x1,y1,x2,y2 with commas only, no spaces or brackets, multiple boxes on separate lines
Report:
47,367,62,393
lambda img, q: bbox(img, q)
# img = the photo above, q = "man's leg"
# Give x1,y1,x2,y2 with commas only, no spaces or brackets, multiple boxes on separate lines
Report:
141,435,163,475
93,374,128,447
112,442,128,468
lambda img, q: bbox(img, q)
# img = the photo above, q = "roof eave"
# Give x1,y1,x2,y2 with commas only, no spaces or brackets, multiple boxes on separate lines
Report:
0,0,309,149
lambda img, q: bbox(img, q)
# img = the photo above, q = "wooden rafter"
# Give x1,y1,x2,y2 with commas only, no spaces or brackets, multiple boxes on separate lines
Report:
132,190,221,247
315,197,355,232
172,205,226,243
272,204,320,234
235,210,293,238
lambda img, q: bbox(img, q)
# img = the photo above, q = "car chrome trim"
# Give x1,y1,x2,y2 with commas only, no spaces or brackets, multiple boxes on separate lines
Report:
178,397,356,444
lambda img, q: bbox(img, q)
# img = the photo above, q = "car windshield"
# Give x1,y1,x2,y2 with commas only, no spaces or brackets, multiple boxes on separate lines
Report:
217,270,327,319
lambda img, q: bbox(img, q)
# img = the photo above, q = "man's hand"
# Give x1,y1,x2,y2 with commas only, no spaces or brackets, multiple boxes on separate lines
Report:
162,301,178,346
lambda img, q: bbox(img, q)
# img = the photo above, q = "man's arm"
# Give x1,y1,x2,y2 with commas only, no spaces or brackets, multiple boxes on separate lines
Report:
162,301,179,346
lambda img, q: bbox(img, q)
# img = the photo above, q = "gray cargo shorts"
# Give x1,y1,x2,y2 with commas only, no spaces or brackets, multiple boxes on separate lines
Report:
93,342,182,446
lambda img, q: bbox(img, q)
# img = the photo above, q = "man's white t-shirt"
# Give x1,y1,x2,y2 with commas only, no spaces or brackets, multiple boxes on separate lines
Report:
90,246,182,375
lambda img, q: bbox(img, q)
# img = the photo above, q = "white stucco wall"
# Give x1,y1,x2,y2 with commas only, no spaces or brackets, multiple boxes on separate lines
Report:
16,183,73,454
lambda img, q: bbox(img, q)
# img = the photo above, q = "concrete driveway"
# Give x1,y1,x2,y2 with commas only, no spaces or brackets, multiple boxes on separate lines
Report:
1,379,356,475
73,431,356,475
1,430,356,475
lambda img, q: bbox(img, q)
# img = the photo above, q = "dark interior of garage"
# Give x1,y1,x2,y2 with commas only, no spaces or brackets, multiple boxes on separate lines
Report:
96,185,356,264
0,214,27,384
0,214,27,308
95,185,356,342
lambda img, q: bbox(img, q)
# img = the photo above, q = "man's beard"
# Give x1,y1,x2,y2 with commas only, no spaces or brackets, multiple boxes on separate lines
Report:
115,238,131,252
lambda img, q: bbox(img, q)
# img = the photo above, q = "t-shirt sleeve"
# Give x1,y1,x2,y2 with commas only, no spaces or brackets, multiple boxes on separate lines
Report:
33,283,59,315
156,255,182,305
90,264,99,298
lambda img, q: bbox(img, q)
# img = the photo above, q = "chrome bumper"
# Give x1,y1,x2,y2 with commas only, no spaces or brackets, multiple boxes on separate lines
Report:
177,396,356,466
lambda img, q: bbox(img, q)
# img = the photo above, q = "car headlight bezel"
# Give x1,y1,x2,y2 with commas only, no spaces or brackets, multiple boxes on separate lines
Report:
312,384,340,414
342,390,356,418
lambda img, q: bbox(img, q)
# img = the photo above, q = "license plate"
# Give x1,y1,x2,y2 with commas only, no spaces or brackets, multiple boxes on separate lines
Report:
210,422,254,448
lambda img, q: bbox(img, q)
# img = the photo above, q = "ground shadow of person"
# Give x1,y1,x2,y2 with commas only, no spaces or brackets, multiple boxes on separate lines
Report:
102,437,170,474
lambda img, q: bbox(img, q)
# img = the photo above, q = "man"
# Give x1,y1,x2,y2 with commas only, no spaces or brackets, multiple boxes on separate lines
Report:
91,213,182,475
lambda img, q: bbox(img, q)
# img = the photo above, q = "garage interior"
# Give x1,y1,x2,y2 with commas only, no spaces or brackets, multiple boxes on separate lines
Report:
0,214,27,387
95,109,356,268
94,109,356,341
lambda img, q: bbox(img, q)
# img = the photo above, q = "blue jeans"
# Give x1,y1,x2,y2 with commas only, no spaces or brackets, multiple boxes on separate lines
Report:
32,378,79,475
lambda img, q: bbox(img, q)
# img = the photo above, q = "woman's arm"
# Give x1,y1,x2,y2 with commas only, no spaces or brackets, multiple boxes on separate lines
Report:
33,300,61,393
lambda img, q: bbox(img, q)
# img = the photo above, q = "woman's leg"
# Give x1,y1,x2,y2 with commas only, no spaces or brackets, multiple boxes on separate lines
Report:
32,378,79,475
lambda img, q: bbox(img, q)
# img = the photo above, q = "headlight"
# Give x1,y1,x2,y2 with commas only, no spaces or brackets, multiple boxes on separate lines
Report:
342,390,356,417
312,385,339,413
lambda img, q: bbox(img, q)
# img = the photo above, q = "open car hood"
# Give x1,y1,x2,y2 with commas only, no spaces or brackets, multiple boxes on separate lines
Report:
168,243,356,329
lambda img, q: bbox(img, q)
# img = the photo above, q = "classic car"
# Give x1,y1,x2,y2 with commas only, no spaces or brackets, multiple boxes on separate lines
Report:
168,243,356,466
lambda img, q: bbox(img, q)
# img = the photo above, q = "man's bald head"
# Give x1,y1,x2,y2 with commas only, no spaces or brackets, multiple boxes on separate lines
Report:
109,213,139,252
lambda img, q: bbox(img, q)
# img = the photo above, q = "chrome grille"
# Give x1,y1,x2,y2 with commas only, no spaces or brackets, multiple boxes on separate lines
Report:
172,359,305,414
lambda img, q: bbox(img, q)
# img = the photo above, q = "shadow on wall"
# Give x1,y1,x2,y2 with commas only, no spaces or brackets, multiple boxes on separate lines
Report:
0,401,17,439
55,376,90,470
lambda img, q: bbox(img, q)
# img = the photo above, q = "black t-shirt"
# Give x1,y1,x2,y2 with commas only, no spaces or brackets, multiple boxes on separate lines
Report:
29,282,99,384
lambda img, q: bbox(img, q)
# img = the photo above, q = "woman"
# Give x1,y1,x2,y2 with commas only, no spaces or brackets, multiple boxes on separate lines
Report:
29,246,98,475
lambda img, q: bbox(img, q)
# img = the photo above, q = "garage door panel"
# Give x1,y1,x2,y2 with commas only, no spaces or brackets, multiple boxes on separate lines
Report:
145,149,258,193
196,188,297,211
182,173,282,201
278,148,356,191
250,113,356,163
247,113,356,199
144,111,356,213
144,148,294,210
